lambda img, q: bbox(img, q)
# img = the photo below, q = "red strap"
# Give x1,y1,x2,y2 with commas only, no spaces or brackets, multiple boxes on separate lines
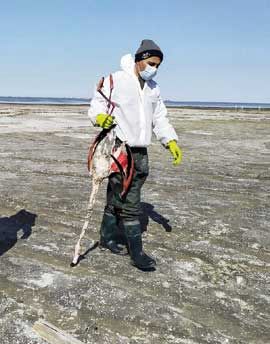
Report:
109,74,113,91
97,74,115,115
97,77,105,92
107,74,113,114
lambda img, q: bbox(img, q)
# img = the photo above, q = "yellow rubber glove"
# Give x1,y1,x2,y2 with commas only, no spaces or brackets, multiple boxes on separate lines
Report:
167,140,182,166
96,113,115,129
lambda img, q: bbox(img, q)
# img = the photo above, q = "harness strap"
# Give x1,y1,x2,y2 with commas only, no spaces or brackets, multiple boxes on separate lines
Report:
97,74,115,115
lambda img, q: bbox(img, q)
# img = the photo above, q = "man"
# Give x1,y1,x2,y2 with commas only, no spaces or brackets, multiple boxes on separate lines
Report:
88,39,182,270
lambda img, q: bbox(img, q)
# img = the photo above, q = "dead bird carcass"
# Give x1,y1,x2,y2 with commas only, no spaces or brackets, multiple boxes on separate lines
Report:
70,126,134,267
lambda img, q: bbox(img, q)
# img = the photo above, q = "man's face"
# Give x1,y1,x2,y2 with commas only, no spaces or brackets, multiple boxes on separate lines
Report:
136,56,161,74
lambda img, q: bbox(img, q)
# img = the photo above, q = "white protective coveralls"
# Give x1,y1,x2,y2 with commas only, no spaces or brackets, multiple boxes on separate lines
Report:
88,53,178,147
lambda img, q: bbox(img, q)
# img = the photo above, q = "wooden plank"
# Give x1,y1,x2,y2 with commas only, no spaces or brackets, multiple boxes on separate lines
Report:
33,320,85,344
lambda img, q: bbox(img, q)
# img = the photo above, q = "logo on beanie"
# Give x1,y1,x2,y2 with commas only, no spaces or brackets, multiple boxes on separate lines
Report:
142,52,151,59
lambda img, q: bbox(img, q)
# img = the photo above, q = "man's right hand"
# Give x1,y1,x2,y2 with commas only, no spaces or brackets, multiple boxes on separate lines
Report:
96,113,115,129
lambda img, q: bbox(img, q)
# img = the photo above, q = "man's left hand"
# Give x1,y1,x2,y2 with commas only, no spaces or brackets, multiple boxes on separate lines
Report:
167,140,182,166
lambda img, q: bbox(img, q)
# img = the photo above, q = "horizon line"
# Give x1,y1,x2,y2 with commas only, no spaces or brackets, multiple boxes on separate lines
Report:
0,95,270,105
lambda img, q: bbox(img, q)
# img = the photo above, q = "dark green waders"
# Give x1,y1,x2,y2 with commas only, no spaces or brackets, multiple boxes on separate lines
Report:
99,211,123,254
99,145,156,270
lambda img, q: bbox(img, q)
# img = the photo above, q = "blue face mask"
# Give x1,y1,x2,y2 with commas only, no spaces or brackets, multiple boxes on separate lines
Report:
139,64,157,81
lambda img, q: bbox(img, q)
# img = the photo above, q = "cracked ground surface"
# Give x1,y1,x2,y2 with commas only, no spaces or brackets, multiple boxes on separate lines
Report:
0,104,270,344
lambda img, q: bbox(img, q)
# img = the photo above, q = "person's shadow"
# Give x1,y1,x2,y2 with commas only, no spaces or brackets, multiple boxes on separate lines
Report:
0,209,37,257
140,202,172,233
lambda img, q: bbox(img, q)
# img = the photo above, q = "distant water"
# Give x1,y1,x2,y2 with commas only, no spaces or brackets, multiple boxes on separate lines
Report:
0,96,90,105
0,96,270,109
165,100,270,109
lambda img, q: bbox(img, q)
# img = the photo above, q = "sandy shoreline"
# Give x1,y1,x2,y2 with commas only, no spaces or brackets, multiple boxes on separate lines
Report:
0,104,270,343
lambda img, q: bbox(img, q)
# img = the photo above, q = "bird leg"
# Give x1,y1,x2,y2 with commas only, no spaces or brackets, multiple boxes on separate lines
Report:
71,179,101,266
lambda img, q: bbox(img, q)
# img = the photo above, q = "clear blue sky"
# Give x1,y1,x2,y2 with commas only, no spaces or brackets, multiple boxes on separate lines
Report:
1,0,269,102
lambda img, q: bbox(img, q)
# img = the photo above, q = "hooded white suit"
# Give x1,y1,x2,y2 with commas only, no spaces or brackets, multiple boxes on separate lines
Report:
88,54,178,147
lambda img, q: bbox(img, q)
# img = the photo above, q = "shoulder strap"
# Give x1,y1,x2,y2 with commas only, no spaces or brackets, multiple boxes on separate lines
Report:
96,74,115,115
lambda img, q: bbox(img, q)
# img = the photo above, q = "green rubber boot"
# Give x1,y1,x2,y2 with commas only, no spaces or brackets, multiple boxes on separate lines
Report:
99,212,123,254
123,221,156,270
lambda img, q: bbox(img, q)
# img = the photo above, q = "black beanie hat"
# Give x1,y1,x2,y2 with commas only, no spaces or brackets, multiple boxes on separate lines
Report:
135,39,163,63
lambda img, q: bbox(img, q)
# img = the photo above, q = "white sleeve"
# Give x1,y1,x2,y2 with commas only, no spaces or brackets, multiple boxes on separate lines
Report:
88,76,111,126
152,88,178,145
